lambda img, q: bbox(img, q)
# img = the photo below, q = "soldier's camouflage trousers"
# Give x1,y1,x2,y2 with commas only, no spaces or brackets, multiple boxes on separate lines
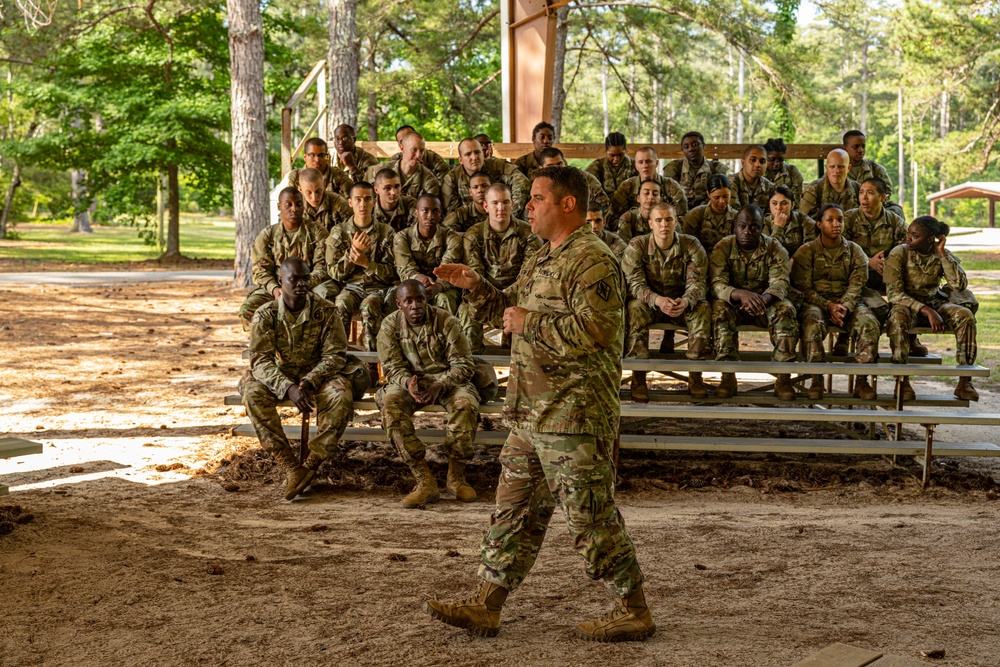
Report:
478,428,644,599
238,282,340,331
887,298,977,365
458,300,501,355
799,302,880,363
626,298,711,359
712,298,798,362
334,286,396,351
432,287,461,316
376,383,480,465
241,375,355,459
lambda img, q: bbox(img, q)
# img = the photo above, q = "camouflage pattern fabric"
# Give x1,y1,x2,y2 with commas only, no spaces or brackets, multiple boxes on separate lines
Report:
731,171,775,210
844,206,907,294
763,211,816,259
609,175,689,221
513,151,542,179
585,155,638,197
389,149,451,182
442,201,489,234
393,224,463,314
373,196,417,233
287,165,353,198
596,229,627,259
766,163,804,205
798,178,861,220
364,159,441,200
616,208,651,244
336,146,379,182
441,157,531,212
304,191,352,233
662,158,729,209
682,204,738,252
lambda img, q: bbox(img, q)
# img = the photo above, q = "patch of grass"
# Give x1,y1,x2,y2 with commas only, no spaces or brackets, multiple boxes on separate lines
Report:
0,213,235,263
955,250,1000,271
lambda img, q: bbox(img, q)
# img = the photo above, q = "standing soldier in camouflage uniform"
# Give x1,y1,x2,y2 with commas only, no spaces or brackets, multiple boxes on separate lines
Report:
428,165,654,642
442,138,531,213
537,147,610,212
799,148,860,219
585,131,637,199
394,194,463,314
587,204,627,259
332,124,379,182
617,178,662,243
241,257,370,500
623,201,712,400
843,130,904,218
326,181,398,352
663,131,729,209
792,204,880,401
286,137,353,198
391,125,450,181
238,188,332,330
514,121,555,179
371,169,417,233
377,280,483,507
710,205,798,400
298,168,351,233
443,171,491,233
365,131,441,200
763,138,804,205
764,185,816,260
885,217,979,401
460,182,542,353
610,147,688,223
731,145,775,210
683,173,738,252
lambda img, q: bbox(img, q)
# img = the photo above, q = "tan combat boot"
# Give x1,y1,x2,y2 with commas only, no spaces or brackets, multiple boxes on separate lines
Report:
424,580,508,637
402,460,440,509
895,378,916,402
576,585,656,642
273,447,315,501
807,374,825,400
688,372,708,399
774,374,796,401
447,460,477,502
853,375,877,401
630,371,649,402
715,372,737,398
832,332,850,356
954,377,980,402
910,334,929,357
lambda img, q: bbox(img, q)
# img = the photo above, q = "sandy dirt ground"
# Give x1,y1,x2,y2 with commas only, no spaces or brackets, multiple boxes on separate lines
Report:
1,282,999,667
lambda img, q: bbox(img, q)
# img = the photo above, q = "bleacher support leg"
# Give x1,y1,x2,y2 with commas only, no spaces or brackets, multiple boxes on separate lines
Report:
894,376,906,441
922,424,934,488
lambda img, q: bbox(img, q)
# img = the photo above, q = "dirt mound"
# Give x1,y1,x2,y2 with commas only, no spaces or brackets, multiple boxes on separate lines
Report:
0,504,35,536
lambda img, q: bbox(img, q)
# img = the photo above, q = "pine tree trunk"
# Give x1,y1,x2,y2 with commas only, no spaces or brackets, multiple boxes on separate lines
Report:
366,38,378,140
549,5,570,141
329,0,360,131
162,163,181,258
228,0,270,289
70,169,92,234
0,161,20,239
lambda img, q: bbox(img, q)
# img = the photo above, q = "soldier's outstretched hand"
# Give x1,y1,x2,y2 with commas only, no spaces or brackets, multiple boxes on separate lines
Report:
434,264,482,290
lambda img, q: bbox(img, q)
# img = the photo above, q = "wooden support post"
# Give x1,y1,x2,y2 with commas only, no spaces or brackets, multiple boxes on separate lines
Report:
991,198,996,228
894,376,905,441
922,424,934,488
280,107,293,176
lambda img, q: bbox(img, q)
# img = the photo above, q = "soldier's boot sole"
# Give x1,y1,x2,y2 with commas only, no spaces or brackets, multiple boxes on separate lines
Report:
910,334,929,357
284,467,316,501
575,587,656,643
955,379,979,402
575,622,656,643
715,373,737,398
402,486,440,509
423,601,500,637
423,581,507,637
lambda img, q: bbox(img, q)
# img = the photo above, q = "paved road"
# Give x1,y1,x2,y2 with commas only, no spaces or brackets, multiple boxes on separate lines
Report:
948,227,1000,251
0,270,234,285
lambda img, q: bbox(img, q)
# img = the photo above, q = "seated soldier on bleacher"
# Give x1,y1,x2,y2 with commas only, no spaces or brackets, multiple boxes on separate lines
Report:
298,167,351,233
587,204,627,260
392,125,450,181
764,185,816,260
622,201,712,400
460,182,542,353
731,145,775,210
372,168,417,233
683,173,738,252
326,181,398,352
610,146,688,224
843,130,904,218
663,131,729,209
799,148,860,220
441,137,530,213
536,147,611,212
763,138,804,205
241,257,370,501
709,204,798,400
238,187,332,331
841,176,910,355
617,178,661,243
472,132,494,158
332,123,379,182
394,194,463,314
792,203,880,401
442,171,490,233
365,130,441,200
513,121,555,179
286,137,353,197
585,131,637,199
885,216,980,402
377,280,489,508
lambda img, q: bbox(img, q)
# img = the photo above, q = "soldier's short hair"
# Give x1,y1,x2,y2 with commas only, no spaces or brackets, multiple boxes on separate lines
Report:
278,186,301,201
681,131,705,145
635,146,658,159
350,181,375,197
862,177,888,196
538,147,564,162
532,121,555,138
397,278,426,296
737,204,764,225
416,193,442,208
374,168,400,185
604,132,627,149
334,124,357,137
587,203,605,215
842,130,865,144
706,173,731,193
473,133,493,148
912,215,950,238
639,178,661,191
303,137,328,153
533,165,589,216
298,168,324,186
818,203,844,220
771,185,794,201
396,124,416,139
401,131,424,147
742,144,766,159
650,201,677,216
485,182,511,198
469,170,491,183
763,138,787,154
459,137,482,154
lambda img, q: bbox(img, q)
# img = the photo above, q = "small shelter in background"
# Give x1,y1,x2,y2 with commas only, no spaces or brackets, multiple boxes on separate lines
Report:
927,182,1000,227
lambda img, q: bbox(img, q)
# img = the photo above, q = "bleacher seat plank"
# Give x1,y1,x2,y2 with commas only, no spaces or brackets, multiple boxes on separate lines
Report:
0,438,43,460
789,643,883,667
